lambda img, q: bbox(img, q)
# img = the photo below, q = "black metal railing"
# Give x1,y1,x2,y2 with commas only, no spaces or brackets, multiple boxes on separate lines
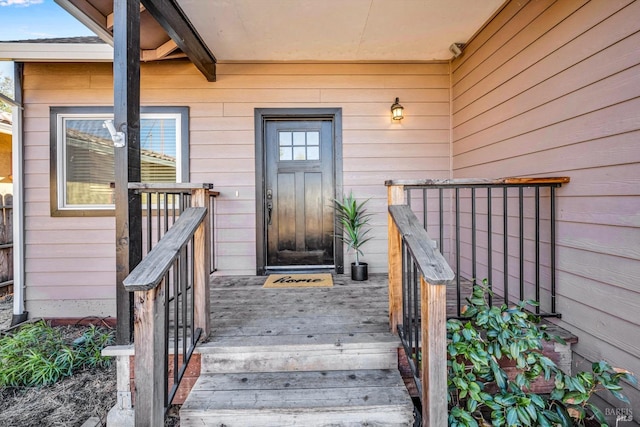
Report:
124,184,214,426
388,204,454,426
130,183,218,273
124,207,209,425
395,177,568,318
399,234,425,398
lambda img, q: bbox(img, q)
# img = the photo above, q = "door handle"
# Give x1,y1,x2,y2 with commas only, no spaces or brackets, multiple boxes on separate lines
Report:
266,188,273,225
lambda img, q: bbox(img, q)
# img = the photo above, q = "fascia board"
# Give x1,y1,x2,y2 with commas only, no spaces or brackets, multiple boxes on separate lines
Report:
0,43,113,62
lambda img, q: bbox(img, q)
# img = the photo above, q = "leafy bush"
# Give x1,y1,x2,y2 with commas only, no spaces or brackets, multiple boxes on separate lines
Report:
0,321,114,387
448,281,637,427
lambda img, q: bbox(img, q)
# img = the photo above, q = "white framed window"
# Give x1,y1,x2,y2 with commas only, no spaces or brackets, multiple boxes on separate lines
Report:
50,106,189,216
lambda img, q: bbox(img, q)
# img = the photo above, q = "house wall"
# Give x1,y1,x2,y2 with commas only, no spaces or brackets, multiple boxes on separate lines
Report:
451,0,640,415
0,131,10,181
21,61,451,317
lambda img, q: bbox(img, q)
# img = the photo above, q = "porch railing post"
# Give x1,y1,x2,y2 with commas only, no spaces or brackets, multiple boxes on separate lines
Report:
421,277,448,427
387,183,405,332
133,283,165,426
191,187,211,338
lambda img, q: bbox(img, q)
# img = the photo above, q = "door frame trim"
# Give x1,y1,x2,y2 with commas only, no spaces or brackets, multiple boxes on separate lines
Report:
254,108,343,276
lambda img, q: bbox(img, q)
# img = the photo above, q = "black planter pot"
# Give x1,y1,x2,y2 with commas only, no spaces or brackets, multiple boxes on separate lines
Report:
351,262,368,281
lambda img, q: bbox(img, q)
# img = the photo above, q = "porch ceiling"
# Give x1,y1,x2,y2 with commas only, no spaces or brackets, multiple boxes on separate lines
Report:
177,0,505,61
57,0,504,63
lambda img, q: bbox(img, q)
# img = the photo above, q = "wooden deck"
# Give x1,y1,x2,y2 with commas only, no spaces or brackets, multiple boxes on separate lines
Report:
207,273,393,339
180,273,415,426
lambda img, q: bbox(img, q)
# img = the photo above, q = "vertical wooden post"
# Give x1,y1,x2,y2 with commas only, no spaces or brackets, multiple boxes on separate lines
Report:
191,187,211,339
387,184,405,332
113,0,141,344
133,285,165,426
0,194,13,288
421,278,448,427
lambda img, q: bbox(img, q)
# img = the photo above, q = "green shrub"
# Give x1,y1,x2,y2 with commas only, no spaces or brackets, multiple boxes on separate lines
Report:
0,321,114,387
447,281,637,427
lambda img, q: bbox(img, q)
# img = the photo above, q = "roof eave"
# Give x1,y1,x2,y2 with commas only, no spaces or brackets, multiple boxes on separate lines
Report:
0,43,113,62
54,0,114,47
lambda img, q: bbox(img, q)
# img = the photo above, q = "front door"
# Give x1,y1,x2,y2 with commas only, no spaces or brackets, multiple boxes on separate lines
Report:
264,119,335,270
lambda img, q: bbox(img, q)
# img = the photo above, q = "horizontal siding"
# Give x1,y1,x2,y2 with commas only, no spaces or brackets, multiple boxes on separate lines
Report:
452,0,640,413
22,60,450,317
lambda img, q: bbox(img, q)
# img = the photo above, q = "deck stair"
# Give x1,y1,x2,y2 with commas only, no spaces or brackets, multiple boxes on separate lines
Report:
179,275,414,426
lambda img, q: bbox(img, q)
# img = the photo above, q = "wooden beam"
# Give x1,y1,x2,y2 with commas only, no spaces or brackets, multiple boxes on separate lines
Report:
191,190,211,339
421,277,448,427
133,285,165,426
107,4,147,30
141,39,179,61
113,0,142,345
387,184,405,333
140,0,216,82
385,177,570,187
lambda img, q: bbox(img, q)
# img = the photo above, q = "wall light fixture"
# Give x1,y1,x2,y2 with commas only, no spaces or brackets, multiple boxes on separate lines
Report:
391,97,404,121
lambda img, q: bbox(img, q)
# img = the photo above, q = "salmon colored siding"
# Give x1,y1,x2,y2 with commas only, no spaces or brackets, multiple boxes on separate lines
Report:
21,61,451,317
451,0,640,412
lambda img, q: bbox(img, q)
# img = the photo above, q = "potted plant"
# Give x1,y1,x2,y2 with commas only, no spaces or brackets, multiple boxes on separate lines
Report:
333,192,373,281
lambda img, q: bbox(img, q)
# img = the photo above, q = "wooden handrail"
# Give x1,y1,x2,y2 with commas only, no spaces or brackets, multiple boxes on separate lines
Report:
128,182,215,191
385,176,570,187
388,205,453,284
123,207,206,291
123,202,210,426
388,200,454,427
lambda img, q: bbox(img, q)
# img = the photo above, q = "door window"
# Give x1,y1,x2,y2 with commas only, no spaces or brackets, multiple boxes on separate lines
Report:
278,130,320,161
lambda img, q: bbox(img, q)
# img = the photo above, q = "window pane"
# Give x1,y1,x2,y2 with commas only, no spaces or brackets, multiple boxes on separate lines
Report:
56,111,183,212
293,132,305,145
279,147,292,160
64,119,115,206
141,118,177,182
307,131,319,146
279,131,292,146
293,146,306,160
307,146,319,160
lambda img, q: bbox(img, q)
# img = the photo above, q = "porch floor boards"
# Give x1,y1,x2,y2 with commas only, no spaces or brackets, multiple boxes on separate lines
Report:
181,273,415,426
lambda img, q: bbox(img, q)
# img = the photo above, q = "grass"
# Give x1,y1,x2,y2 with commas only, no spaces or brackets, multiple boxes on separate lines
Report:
0,320,114,388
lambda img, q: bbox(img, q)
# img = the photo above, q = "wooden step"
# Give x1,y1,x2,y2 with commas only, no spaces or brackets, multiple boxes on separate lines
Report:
180,369,414,426
197,332,400,373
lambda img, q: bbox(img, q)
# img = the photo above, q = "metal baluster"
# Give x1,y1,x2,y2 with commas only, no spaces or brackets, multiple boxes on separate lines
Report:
471,188,477,284
503,187,509,304
412,259,419,364
535,186,540,314
455,188,461,317
146,191,153,253
423,188,428,231
439,188,444,256
519,187,524,301
487,187,493,306
163,270,170,408
550,186,557,315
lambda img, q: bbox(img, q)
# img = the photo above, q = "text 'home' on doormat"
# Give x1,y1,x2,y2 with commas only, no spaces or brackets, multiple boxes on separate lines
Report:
263,273,333,288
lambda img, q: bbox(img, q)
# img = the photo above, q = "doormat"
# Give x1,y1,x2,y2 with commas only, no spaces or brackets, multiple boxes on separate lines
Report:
263,273,333,288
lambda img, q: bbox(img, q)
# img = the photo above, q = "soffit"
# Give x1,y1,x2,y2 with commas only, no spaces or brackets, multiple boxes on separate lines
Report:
176,0,505,61
58,0,504,62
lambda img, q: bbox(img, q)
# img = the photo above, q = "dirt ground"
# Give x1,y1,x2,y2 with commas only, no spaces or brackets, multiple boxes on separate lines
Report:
0,296,117,426
0,295,180,427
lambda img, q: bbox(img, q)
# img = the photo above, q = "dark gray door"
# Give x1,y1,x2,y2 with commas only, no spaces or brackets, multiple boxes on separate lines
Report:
265,119,334,268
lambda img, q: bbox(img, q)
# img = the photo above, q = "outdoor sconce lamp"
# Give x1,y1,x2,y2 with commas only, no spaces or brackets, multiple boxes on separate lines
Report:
391,97,404,121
